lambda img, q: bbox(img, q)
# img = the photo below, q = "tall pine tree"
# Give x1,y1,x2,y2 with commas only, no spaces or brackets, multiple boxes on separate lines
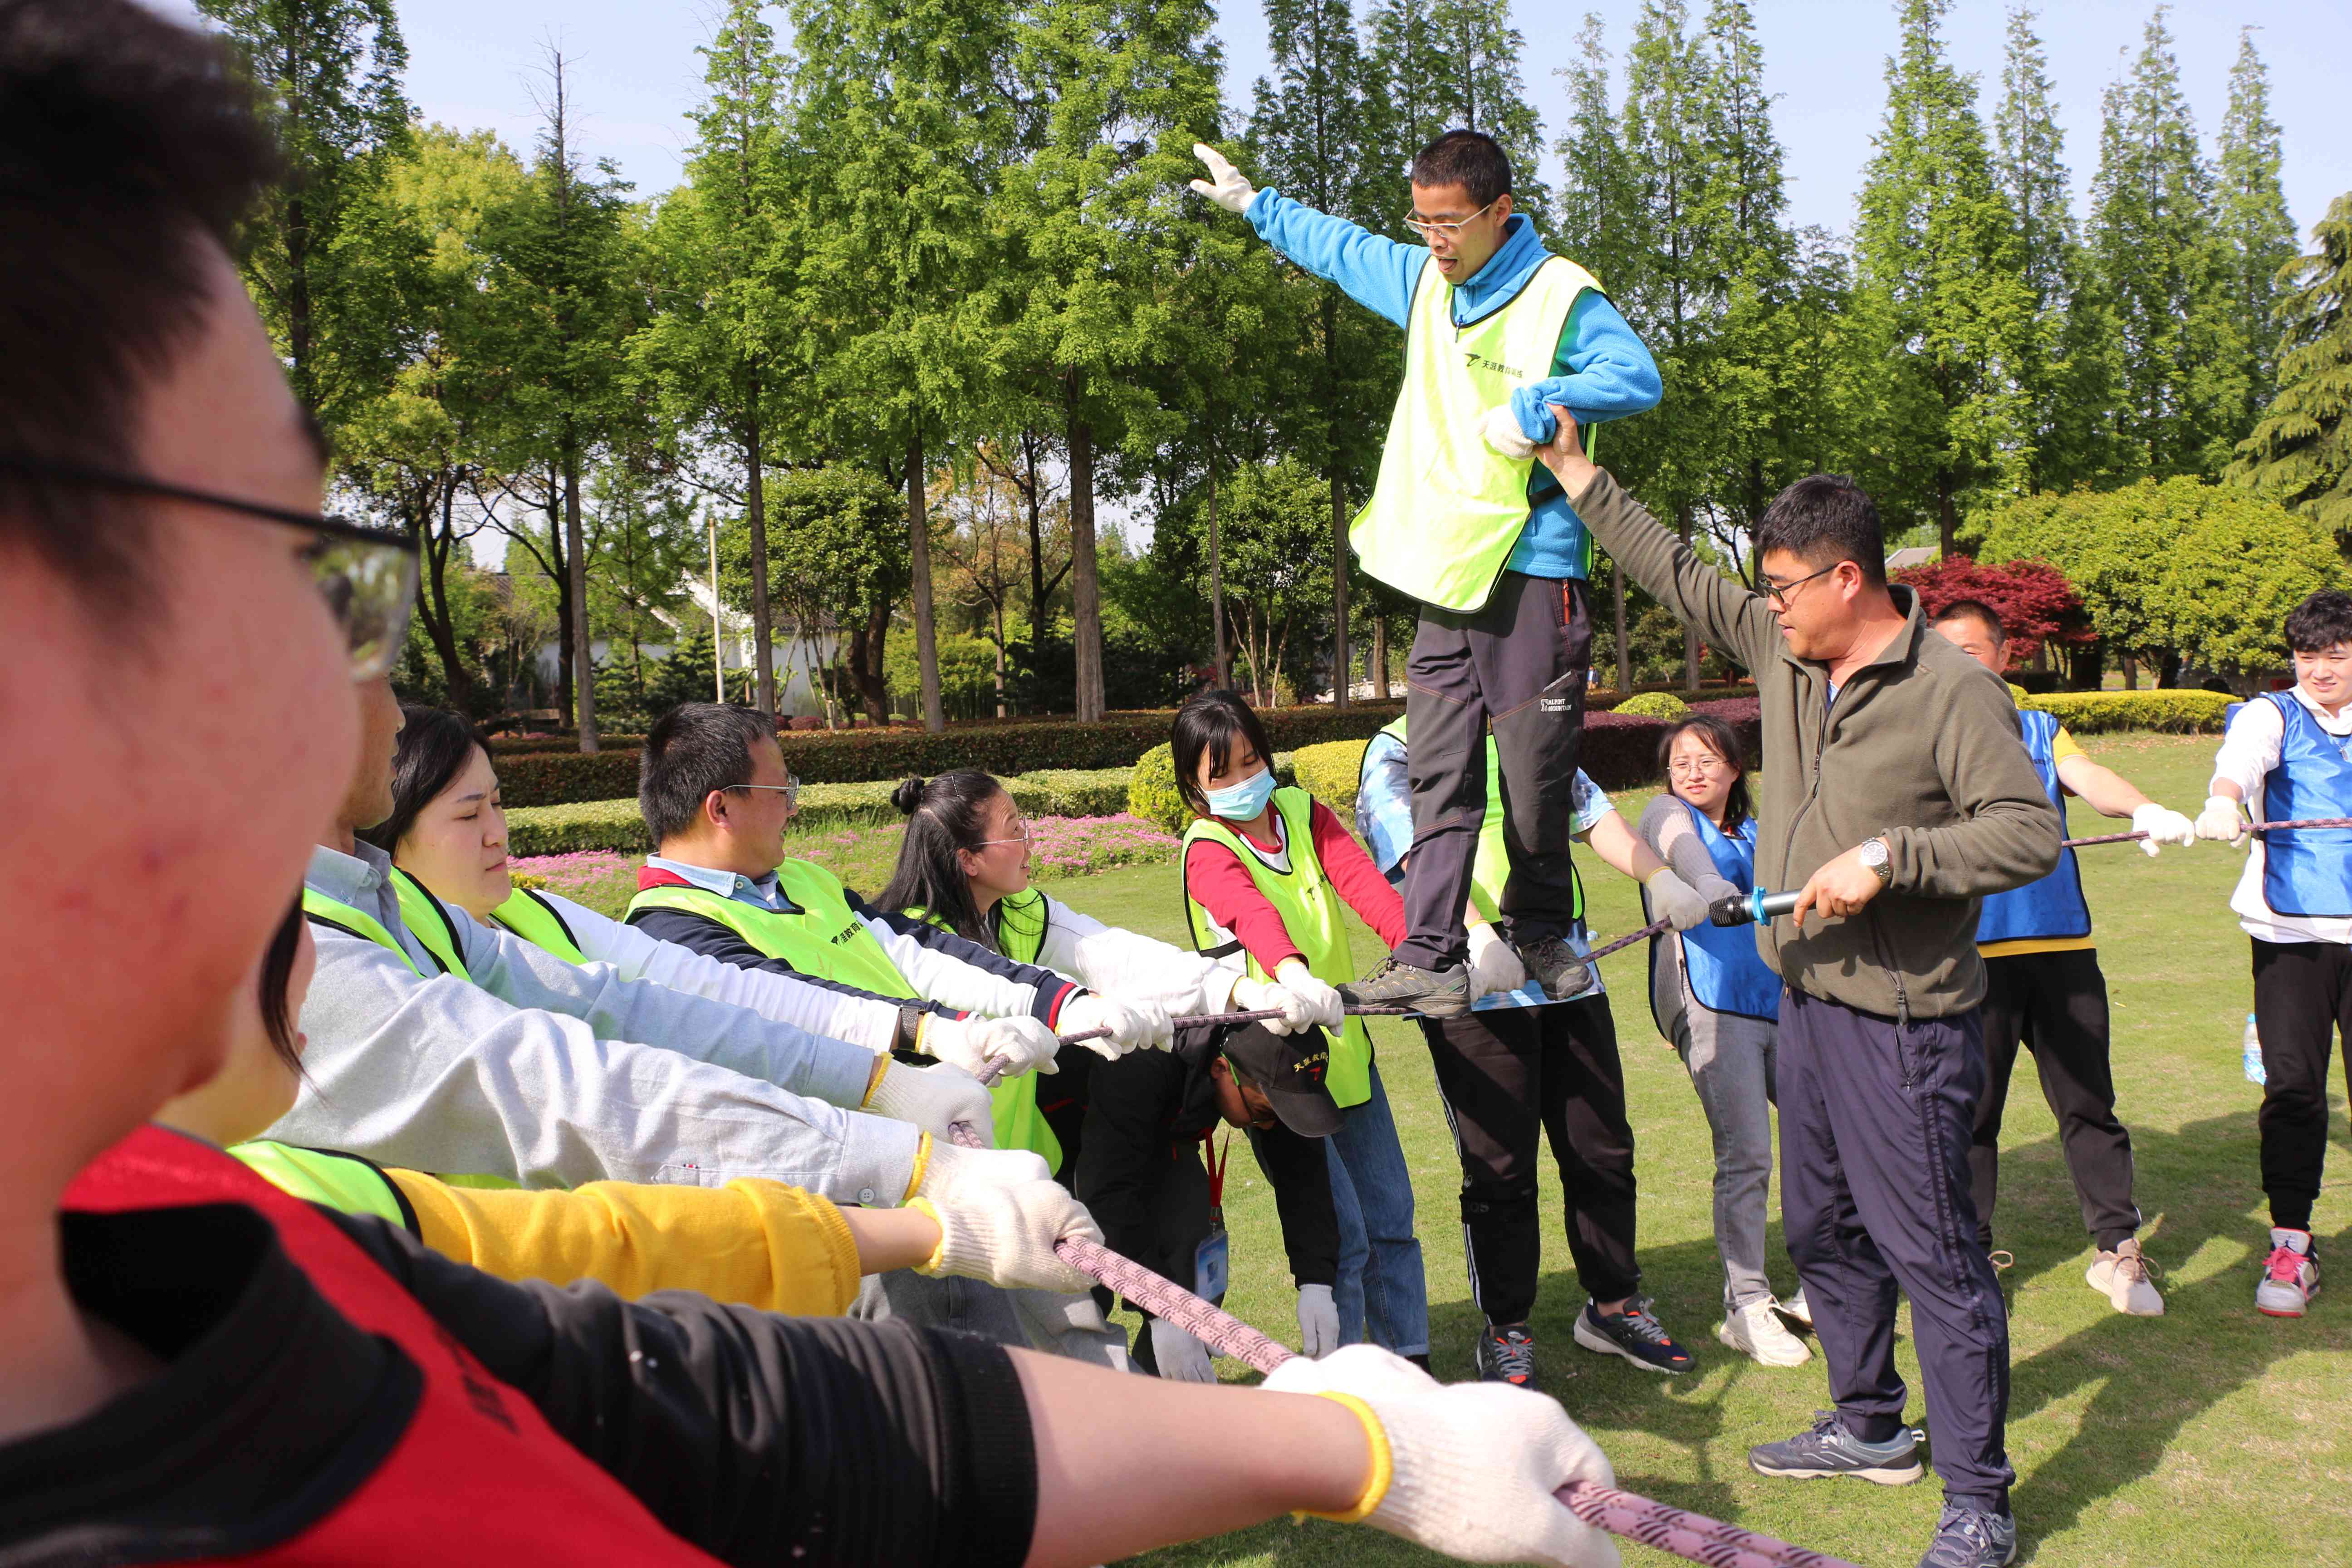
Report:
2232,194,2352,541
2215,28,2298,447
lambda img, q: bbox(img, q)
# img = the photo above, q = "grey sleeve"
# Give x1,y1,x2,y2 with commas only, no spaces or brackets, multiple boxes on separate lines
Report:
272,927,922,1204
1884,669,2065,899
1637,796,1740,898
1567,468,1782,675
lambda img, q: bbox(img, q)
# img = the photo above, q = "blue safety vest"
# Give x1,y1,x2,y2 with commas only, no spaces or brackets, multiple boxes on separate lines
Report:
1976,710,2093,945
2260,691,2352,918
1649,801,1780,1021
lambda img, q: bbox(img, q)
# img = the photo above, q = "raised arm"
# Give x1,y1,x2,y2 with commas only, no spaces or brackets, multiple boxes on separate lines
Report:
1246,189,1428,328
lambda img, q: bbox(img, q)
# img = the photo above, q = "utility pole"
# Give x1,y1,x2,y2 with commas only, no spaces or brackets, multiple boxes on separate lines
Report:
710,515,725,703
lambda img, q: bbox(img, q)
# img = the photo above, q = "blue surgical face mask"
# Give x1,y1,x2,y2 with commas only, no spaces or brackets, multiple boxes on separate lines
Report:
1204,766,1276,822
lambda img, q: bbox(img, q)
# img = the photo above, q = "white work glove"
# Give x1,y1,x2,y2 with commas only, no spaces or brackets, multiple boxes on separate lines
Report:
1149,1316,1218,1382
911,1137,1052,1203
911,1178,1100,1294
1265,1344,1620,1568
1466,922,1527,1000
2196,794,2249,846
1479,403,1538,460
1059,992,1174,1056
1275,957,1345,1033
1297,1282,1342,1357
1188,142,1255,214
1643,867,1713,932
924,1013,1063,1078
2130,801,2197,857
862,1058,994,1146
1230,973,1314,1035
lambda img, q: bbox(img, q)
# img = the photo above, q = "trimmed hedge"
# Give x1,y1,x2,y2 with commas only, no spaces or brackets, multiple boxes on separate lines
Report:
498,750,645,809
1292,739,1369,809
1014,768,1136,819
1126,744,1186,833
507,776,1063,858
2020,689,2233,734
1612,691,1693,719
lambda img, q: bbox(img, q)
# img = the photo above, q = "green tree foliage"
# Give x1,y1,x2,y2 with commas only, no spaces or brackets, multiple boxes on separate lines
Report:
643,620,722,719
715,467,910,723
1218,457,1334,706
2215,29,2298,445
2233,194,2352,539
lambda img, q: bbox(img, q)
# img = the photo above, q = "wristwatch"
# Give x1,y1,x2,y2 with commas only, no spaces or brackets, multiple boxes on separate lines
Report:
1859,836,1893,887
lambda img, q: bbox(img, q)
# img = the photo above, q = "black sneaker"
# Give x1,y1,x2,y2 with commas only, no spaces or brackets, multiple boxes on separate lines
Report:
1746,1410,1924,1485
1516,935,1596,1000
1571,1296,1691,1374
1474,1322,1538,1387
1338,956,1471,1019
1917,1504,2018,1568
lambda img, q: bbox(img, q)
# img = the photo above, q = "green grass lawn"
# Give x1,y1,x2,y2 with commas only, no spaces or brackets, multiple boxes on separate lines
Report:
573,734,2352,1566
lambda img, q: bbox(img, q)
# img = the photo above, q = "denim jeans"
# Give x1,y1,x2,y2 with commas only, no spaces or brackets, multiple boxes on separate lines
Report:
1323,1062,1431,1356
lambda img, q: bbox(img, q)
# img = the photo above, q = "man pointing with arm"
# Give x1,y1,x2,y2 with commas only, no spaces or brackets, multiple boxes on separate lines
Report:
1529,409,2058,1568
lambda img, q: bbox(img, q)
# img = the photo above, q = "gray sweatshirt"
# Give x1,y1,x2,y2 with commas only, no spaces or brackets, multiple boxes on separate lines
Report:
1573,468,2060,1019
270,843,922,1204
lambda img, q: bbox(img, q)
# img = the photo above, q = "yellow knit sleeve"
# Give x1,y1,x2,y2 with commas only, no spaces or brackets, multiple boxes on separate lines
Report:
2051,725,2085,765
383,1168,865,1316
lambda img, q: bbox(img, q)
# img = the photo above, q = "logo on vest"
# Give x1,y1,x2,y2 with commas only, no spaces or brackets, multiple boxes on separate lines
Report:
830,921,864,946
1463,350,1524,379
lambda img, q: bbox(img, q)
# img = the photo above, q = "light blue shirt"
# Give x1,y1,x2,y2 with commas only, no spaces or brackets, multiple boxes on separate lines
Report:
644,853,799,913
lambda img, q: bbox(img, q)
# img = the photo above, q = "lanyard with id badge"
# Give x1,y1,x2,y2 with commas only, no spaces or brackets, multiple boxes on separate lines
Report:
1195,1131,1231,1304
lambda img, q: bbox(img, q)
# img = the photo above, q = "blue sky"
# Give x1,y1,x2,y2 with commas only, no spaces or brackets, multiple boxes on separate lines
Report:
163,0,2352,246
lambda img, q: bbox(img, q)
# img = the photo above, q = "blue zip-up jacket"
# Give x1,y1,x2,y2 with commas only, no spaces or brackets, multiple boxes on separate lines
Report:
1246,188,1661,580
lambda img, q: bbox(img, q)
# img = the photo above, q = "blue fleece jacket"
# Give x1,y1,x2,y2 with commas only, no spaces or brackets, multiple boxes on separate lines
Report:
1245,189,1661,580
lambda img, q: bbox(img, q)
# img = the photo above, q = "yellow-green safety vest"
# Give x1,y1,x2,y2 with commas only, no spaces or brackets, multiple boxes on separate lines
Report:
490,885,590,965
1180,786,1372,1108
1350,255,1599,613
903,887,1062,1170
626,861,916,1000
1372,716,1582,927
230,1139,414,1229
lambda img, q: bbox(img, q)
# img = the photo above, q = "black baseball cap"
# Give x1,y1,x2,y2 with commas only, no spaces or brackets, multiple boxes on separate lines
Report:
1220,1023,1343,1137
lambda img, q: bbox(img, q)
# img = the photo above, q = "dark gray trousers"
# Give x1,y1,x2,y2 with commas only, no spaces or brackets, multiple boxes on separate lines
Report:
1398,571,1593,969
1780,986,2014,1514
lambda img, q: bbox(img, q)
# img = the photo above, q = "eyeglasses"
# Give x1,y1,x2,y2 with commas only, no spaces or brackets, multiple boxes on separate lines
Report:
973,819,1032,848
1404,197,1499,239
0,455,418,681
1758,561,1841,608
725,778,803,808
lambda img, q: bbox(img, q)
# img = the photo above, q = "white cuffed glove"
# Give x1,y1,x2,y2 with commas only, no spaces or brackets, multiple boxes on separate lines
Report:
1149,1316,1218,1382
1479,403,1538,460
1265,1344,1620,1568
1643,867,1713,931
1466,923,1527,1000
1188,142,1255,214
1297,1282,1342,1357
862,1058,994,1146
911,1137,1053,1202
2196,794,2249,846
2130,801,2197,857
1275,957,1345,1032
1059,992,1174,1057
910,1179,1100,1294
923,1013,1062,1078
1231,973,1313,1036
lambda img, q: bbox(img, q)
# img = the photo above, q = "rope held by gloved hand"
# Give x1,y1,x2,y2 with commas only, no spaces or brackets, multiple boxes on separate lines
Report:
2061,814,2352,849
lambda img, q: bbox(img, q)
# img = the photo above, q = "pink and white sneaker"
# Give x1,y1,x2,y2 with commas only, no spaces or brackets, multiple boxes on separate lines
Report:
2257,1228,2319,1317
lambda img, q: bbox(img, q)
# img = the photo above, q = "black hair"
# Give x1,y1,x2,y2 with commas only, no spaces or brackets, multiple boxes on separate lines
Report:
2286,589,2352,655
877,771,1011,950
1171,690,1278,819
1657,715,1753,833
1929,598,2006,644
258,894,306,1081
1753,474,1886,586
356,705,488,856
0,0,278,604
639,702,776,846
1409,128,1513,211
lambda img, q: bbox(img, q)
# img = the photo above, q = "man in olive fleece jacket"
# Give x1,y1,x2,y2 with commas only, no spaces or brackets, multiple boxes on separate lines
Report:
1534,410,2058,1568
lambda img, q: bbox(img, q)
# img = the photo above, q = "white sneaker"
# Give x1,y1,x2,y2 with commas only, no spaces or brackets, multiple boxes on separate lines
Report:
1718,1298,1813,1367
1777,1287,1813,1331
2084,1238,2163,1316
2257,1228,2320,1318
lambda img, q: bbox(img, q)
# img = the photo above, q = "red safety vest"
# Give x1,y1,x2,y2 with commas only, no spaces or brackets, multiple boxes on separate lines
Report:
60,1124,723,1566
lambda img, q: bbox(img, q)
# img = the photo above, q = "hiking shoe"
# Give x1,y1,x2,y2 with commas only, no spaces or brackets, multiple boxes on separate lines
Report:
1747,1410,1924,1485
1573,1296,1692,1374
2257,1228,2319,1317
1338,956,1470,1019
1515,935,1595,1000
1916,1503,2018,1568
1778,1287,1813,1331
1474,1322,1538,1387
1719,1298,1812,1367
2085,1237,2163,1317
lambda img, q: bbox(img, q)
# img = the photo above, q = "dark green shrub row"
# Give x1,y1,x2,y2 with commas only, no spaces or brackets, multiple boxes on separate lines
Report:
2021,689,2233,734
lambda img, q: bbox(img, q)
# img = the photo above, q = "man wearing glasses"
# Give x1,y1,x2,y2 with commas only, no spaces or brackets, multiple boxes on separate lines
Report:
1191,130,1659,1017
1529,410,2060,1568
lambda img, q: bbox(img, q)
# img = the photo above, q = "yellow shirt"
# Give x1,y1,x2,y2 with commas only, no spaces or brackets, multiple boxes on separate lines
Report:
384,1170,866,1316
1979,725,2093,959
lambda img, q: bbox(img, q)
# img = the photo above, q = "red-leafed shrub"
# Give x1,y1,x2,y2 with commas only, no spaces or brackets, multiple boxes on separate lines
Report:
1891,555,2091,658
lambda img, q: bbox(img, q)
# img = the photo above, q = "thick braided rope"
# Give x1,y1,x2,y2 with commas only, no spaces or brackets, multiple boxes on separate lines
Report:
2061,815,2352,849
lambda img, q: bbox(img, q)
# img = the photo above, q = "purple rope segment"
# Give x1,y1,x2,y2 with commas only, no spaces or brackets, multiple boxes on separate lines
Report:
2060,815,2352,849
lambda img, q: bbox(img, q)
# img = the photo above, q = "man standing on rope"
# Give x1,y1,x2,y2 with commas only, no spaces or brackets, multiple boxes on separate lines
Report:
1530,412,2059,1568
1191,131,1660,1014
